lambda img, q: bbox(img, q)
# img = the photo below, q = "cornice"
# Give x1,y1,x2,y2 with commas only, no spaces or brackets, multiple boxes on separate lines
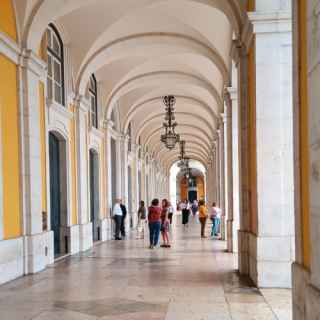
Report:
0,31,20,64
248,11,292,34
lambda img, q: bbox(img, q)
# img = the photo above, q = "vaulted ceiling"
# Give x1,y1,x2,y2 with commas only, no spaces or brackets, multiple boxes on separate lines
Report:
15,0,248,171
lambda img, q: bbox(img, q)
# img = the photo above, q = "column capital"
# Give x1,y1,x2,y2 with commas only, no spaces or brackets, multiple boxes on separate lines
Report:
74,94,90,112
226,87,238,101
20,49,47,80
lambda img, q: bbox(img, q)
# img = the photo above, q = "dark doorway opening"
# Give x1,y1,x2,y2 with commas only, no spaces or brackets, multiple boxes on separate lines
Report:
90,149,100,242
49,132,68,257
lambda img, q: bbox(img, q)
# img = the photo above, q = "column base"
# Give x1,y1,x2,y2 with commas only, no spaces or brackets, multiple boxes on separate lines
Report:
238,230,249,275
292,262,320,320
67,225,80,254
221,215,226,240
227,219,233,252
25,231,54,275
79,222,93,252
0,237,24,285
248,233,293,288
99,218,113,241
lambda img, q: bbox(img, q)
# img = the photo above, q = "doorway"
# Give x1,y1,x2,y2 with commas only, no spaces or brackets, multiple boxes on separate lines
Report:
90,149,100,242
49,132,68,256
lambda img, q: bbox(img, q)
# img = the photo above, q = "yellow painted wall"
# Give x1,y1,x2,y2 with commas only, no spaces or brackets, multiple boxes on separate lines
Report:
248,37,258,235
247,0,256,11
298,0,310,269
39,82,47,214
196,176,205,201
0,0,17,41
70,105,78,225
180,178,188,201
0,55,21,239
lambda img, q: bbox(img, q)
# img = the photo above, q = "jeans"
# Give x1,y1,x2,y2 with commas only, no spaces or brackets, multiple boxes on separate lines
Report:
149,221,161,246
212,217,220,236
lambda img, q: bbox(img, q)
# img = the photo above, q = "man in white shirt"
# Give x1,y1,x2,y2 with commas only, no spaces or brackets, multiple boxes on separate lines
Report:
112,199,122,240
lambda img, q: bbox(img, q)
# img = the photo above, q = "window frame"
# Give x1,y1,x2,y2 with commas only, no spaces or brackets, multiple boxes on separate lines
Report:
89,74,98,129
46,23,65,106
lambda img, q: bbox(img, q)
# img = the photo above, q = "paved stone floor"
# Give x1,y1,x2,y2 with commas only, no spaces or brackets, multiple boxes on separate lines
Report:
0,216,292,319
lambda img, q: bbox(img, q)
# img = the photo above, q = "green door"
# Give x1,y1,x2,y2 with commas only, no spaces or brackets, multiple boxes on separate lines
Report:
49,133,61,256
90,150,100,241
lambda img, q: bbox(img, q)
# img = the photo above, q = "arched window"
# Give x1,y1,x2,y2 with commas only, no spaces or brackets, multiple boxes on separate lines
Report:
89,75,98,128
127,122,132,152
138,136,141,159
46,24,64,106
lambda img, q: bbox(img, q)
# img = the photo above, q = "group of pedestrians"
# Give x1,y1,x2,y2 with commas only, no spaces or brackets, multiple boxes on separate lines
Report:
147,199,172,249
198,201,222,238
113,198,173,249
112,197,222,246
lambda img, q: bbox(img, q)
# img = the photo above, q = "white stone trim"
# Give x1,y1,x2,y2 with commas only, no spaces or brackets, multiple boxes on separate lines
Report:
0,31,20,64
0,237,24,285
249,11,292,34
47,99,74,120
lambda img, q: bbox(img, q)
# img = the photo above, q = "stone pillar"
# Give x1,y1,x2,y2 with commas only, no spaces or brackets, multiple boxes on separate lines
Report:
292,0,320,317
229,87,240,253
218,122,226,241
246,9,294,288
74,96,92,252
224,92,234,253
19,50,54,274
237,43,251,276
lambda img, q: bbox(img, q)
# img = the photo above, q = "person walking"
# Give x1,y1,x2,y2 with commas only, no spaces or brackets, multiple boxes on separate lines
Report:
112,199,123,240
137,200,147,239
168,201,174,225
191,200,198,216
120,200,127,238
148,199,161,249
211,202,222,237
198,200,208,238
181,199,190,227
160,210,171,248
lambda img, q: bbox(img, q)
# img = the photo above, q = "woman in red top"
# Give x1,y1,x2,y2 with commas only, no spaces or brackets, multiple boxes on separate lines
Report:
148,198,161,249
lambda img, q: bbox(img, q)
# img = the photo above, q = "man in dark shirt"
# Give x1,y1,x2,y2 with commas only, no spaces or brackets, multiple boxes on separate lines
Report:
120,200,127,238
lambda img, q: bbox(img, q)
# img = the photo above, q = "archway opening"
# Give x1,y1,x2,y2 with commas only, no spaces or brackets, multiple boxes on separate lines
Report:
49,131,68,257
170,160,206,208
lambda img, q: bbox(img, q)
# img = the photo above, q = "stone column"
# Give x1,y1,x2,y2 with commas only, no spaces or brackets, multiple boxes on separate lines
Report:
74,96,92,252
224,92,234,253
218,122,226,241
237,43,251,276
228,87,240,253
292,0,320,317
248,10,294,288
19,50,54,274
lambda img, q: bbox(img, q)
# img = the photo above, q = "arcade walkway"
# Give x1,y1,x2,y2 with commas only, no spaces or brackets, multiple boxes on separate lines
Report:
0,217,291,320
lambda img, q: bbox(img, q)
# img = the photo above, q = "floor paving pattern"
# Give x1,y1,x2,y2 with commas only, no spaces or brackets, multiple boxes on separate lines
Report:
0,216,292,319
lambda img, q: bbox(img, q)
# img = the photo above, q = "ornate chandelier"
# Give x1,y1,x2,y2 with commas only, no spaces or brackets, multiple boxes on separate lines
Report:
160,95,180,150
177,140,189,170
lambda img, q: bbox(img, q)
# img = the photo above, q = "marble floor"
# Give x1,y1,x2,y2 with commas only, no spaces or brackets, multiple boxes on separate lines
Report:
0,216,292,320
